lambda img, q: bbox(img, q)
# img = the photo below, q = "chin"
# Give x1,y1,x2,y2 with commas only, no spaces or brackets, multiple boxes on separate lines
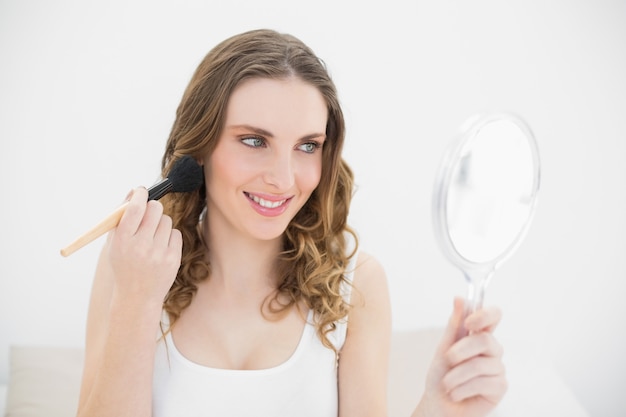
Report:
247,220,291,243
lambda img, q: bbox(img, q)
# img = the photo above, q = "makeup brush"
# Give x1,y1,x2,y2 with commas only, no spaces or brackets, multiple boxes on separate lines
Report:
60,156,204,257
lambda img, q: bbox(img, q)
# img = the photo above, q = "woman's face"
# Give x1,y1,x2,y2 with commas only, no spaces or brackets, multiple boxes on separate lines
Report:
203,77,328,242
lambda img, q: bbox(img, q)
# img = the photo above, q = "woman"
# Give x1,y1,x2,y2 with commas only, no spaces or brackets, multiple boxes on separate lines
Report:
76,29,507,417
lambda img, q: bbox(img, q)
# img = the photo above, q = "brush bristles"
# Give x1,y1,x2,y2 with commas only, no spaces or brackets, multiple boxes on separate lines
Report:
168,156,204,193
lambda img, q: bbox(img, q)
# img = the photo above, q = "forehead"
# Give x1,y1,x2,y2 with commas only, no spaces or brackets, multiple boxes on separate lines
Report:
225,77,328,134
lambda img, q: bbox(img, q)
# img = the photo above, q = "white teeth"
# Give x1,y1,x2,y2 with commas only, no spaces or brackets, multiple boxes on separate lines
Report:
249,194,286,208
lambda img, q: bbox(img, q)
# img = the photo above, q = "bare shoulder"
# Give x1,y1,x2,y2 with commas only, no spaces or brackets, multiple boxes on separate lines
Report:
355,251,386,277
351,251,389,306
347,250,391,331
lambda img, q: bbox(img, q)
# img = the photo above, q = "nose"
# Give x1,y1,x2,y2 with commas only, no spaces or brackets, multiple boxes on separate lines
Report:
263,151,295,191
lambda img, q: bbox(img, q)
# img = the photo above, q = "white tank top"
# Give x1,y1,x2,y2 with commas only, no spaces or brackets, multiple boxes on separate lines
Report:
152,236,357,417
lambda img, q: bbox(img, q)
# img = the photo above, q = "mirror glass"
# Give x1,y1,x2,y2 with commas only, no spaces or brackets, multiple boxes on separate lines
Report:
447,118,537,263
433,113,540,313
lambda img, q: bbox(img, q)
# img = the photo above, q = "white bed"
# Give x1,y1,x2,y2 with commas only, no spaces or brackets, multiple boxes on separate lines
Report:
1,329,589,417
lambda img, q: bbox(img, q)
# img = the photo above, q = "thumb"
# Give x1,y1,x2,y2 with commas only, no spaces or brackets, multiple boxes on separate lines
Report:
436,297,466,355
425,297,466,390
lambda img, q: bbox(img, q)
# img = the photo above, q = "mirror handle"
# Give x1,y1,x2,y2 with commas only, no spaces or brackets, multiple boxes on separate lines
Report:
457,269,494,339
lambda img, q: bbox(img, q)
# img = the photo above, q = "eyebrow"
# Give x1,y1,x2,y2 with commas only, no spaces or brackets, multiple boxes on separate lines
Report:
228,124,326,141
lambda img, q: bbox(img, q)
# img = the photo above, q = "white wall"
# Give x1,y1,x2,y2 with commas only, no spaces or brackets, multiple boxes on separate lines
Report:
1,0,624,416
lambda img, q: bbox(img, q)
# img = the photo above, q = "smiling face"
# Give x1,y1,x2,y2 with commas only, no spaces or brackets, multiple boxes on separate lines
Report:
203,77,328,242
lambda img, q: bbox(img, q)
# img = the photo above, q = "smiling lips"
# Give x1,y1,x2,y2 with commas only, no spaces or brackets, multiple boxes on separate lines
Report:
245,192,292,216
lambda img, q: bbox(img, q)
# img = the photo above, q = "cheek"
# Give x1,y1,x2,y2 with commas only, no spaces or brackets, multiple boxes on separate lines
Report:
206,150,251,189
298,159,323,194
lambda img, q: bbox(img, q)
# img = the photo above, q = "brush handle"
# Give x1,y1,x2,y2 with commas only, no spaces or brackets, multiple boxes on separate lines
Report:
60,201,129,257
59,178,173,257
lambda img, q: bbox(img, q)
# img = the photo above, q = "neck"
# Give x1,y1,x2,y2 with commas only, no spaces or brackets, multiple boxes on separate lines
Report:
202,216,283,296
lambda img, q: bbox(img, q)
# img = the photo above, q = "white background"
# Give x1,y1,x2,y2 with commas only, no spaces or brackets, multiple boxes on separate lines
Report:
1,1,625,416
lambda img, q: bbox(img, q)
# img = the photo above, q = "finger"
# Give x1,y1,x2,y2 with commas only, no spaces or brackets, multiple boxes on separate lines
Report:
464,306,502,334
136,200,165,239
153,214,173,247
116,187,148,238
122,188,134,203
442,356,506,393
448,374,508,404
446,332,504,367
167,228,183,264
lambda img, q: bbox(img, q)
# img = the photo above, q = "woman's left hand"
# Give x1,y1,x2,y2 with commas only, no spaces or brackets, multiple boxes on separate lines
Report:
414,297,508,417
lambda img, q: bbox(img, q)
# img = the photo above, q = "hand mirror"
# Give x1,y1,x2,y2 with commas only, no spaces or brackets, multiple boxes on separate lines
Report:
432,113,540,323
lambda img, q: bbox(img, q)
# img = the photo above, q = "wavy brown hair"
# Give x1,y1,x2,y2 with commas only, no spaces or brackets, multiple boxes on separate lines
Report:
159,29,357,351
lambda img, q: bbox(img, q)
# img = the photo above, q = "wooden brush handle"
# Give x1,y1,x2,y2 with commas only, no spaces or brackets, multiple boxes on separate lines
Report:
60,201,129,257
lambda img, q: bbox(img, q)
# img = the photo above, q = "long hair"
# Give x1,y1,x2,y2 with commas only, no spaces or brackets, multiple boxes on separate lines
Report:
160,29,356,351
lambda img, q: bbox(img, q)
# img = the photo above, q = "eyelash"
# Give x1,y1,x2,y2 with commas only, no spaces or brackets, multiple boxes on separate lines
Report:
240,136,322,154
298,141,322,154
241,136,265,148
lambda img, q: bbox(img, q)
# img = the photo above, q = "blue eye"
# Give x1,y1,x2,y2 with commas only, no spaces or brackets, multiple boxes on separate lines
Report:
298,142,321,154
242,137,265,148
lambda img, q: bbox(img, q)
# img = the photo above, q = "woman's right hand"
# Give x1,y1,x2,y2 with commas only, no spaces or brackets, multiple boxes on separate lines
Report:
106,187,182,309
77,187,181,417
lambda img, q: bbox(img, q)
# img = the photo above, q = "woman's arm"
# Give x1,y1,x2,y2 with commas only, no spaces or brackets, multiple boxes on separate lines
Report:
338,252,392,417
76,188,182,417
337,252,507,417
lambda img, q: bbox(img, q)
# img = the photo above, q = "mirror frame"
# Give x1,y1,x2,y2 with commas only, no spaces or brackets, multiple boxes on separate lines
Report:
432,112,541,279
